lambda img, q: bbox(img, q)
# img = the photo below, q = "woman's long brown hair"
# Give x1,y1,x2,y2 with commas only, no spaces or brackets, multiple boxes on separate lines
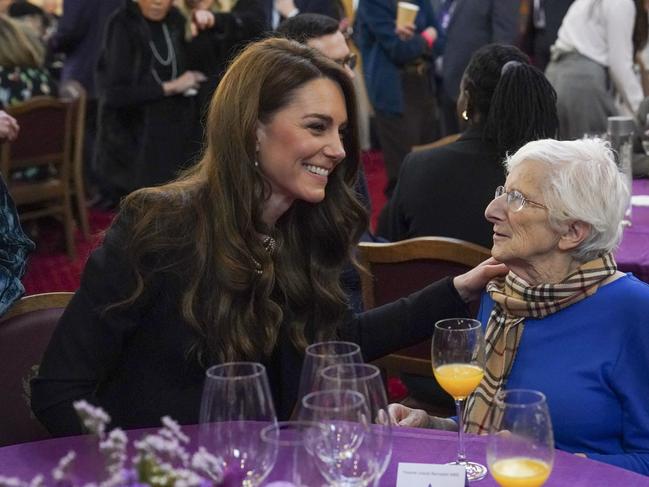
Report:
114,38,367,364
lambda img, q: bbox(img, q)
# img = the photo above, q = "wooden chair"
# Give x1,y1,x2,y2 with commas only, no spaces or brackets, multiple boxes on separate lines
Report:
1,96,76,258
0,292,73,446
411,133,461,153
358,237,491,412
59,80,90,239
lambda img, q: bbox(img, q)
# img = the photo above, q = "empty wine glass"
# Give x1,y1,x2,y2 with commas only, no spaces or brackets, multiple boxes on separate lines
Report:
260,421,328,486
320,363,392,486
298,389,375,487
432,318,487,481
295,341,363,415
199,362,278,486
487,389,554,487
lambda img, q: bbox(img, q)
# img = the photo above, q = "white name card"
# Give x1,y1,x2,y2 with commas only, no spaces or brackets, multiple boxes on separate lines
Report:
396,463,466,487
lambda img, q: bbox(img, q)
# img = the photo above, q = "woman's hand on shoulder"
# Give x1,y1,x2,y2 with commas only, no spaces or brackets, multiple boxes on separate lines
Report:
453,257,508,303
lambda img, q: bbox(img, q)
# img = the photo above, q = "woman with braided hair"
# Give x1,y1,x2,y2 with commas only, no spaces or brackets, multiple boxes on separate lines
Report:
378,43,559,249
389,138,649,476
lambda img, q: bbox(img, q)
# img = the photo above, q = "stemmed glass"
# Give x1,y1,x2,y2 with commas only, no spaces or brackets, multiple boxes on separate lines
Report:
432,318,487,481
486,390,554,487
295,341,363,414
298,389,374,487
260,421,328,486
320,363,393,486
198,362,278,486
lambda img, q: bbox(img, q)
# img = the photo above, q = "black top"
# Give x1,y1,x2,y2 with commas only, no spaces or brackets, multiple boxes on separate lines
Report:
377,126,505,248
31,213,468,436
94,3,199,198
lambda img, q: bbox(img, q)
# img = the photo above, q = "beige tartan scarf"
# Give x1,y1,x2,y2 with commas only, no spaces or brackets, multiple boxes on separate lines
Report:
463,253,617,434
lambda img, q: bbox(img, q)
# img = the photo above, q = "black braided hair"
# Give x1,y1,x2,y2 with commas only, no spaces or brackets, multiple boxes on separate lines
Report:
463,43,558,158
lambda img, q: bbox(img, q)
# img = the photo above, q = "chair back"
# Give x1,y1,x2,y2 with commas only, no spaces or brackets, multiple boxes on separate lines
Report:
358,237,491,377
0,292,73,446
1,96,76,257
59,80,90,238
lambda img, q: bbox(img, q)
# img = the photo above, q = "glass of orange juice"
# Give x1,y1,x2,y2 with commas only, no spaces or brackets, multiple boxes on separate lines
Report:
432,318,486,481
487,390,554,487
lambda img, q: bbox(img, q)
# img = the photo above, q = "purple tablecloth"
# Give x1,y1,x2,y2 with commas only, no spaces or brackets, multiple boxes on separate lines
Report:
1,425,647,486
616,179,649,283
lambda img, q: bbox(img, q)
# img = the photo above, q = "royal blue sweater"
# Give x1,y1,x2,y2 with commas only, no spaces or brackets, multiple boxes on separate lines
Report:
478,274,649,476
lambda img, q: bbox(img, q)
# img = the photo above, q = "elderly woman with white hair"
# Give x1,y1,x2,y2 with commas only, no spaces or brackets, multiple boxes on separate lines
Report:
389,138,649,475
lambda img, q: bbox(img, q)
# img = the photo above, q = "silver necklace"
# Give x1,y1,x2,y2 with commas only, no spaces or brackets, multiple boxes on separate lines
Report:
252,235,277,275
149,22,177,84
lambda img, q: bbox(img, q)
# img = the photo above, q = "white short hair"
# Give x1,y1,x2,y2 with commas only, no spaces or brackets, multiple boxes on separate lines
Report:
505,138,630,262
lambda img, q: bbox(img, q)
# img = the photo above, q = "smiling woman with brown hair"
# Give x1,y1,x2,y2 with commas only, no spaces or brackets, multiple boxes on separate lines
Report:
30,37,505,435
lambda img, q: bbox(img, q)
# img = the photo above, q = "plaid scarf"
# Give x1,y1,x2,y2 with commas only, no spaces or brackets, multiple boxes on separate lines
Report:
463,253,617,434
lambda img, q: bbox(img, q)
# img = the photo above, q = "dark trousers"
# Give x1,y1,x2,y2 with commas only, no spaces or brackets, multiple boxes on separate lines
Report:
374,69,439,197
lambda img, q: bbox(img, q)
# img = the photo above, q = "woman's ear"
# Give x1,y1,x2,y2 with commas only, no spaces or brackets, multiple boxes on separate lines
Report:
558,220,591,251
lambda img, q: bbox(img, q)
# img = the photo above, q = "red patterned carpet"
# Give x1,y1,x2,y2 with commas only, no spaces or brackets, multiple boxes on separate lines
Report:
21,151,388,294
21,209,116,294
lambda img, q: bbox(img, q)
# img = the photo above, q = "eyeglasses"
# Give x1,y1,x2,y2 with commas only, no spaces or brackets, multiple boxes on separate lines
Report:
494,186,548,212
336,52,357,71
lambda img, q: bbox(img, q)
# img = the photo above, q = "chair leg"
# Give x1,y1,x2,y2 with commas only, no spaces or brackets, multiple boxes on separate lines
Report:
74,174,90,239
62,200,76,260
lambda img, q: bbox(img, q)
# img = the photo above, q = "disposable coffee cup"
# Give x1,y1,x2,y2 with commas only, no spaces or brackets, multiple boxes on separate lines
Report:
397,2,419,28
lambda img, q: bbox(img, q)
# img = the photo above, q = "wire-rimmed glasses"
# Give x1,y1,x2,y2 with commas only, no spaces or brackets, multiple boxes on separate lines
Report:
494,186,547,212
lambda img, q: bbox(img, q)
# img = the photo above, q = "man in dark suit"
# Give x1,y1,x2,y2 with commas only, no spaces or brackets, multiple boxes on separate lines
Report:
47,0,124,206
523,0,574,71
438,0,519,136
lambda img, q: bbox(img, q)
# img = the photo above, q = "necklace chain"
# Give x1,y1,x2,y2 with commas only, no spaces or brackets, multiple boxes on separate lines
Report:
149,22,177,84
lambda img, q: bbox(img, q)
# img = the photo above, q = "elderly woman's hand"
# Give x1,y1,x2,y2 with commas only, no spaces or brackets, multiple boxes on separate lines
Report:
388,403,459,430
0,110,19,142
453,257,508,303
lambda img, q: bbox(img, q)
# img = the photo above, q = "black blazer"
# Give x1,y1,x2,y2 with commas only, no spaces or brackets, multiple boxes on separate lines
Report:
31,211,467,436
442,0,520,102
377,126,505,249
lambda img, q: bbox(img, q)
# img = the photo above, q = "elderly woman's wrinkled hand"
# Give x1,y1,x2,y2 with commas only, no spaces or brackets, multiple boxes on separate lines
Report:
0,110,19,142
388,404,459,431
388,403,432,428
453,257,508,303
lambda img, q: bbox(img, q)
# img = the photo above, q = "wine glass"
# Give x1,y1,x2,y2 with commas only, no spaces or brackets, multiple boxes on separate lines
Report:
320,363,393,486
295,341,363,414
432,318,487,481
486,389,554,487
260,421,328,486
298,389,374,487
198,362,278,486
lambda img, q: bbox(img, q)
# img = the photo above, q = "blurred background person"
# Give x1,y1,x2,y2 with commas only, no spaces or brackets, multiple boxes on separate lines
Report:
183,0,266,116
93,0,212,208
546,0,648,139
47,0,123,204
0,13,56,109
265,0,342,30
521,0,575,71
378,44,558,248
0,111,34,318
435,0,520,137
355,0,442,197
